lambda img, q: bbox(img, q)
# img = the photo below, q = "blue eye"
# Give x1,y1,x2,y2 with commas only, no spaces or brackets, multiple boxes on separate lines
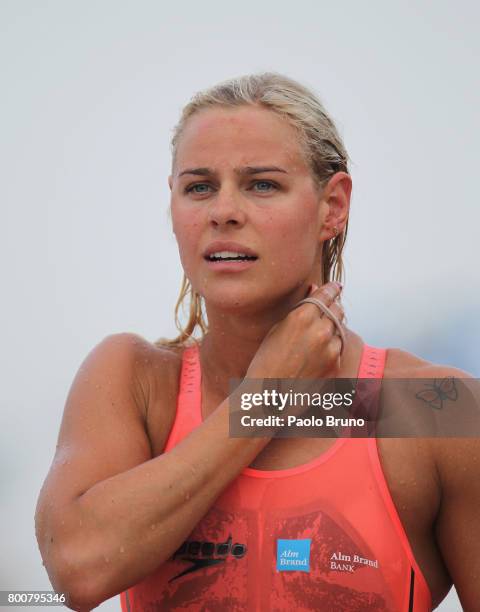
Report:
253,180,276,192
185,183,212,194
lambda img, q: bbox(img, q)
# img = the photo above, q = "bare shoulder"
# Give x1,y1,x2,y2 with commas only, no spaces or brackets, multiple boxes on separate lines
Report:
384,344,479,467
101,332,185,435
134,337,187,456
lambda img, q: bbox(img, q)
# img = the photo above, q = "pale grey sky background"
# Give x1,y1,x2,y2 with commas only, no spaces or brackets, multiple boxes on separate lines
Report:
1,1,479,610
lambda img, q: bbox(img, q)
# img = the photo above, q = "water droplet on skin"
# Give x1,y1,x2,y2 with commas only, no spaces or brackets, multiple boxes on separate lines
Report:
185,492,190,501
150,524,157,530
104,556,110,563
79,520,83,527
119,546,125,553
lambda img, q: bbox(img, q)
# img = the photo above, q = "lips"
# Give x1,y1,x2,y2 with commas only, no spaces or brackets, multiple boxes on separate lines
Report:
203,240,259,260
204,257,258,272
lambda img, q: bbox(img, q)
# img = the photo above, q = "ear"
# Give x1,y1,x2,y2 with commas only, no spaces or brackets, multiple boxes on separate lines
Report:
168,175,173,191
317,172,352,242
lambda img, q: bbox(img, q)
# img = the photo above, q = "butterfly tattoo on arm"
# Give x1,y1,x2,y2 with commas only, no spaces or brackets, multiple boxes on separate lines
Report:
415,377,458,410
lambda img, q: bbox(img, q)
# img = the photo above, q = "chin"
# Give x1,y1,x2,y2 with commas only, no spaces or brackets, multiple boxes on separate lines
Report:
204,294,255,311
202,288,270,312
204,286,297,317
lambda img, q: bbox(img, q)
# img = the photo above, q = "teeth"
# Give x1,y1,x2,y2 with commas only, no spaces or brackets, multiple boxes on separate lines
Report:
208,250,254,260
212,251,248,258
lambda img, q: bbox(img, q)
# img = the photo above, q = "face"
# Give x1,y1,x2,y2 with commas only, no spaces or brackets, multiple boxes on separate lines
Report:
169,104,348,312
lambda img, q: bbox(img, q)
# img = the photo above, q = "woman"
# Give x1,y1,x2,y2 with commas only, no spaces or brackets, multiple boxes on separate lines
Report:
35,73,478,611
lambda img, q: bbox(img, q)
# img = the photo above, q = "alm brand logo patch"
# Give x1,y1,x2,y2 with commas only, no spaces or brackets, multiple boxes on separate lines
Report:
276,539,311,572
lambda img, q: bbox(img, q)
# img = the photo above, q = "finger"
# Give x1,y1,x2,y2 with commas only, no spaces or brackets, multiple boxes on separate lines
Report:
305,287,344,326
311,281,342,308
321,319,345,360
297,290,344,327
327,300,345,323
329,333,344,361
316,301,345,340
309,299,346,358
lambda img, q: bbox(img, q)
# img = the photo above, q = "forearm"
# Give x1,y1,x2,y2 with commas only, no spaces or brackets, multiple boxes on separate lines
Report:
52,383,270,607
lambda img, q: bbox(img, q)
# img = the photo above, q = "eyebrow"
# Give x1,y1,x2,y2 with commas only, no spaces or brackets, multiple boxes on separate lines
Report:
177,165,288,178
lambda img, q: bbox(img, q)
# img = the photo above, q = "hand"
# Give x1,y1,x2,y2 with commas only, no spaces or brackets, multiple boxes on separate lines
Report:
246,281,345,380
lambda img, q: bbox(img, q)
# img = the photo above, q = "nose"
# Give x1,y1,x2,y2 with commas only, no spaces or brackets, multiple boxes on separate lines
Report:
207,186,247,228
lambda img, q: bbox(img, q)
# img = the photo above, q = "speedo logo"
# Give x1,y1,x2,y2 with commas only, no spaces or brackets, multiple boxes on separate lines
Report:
169,534,247,582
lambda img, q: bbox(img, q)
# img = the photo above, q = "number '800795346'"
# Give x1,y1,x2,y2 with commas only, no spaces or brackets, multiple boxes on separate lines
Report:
3,591,66,605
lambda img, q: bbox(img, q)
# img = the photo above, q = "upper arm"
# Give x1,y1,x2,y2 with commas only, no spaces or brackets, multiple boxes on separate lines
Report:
431,368,480,610
35,333,154,550
435,437,480,610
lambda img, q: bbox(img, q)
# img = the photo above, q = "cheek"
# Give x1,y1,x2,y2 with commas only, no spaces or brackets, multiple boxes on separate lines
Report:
171,206,203,267
172,202,201,241
271,206,319,264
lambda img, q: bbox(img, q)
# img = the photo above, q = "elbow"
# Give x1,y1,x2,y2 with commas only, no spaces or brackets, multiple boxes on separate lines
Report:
41,545,108,612
63,592,103,612
35,500,113,610
41,574,101,612
52,571,107,612
58,579,104,612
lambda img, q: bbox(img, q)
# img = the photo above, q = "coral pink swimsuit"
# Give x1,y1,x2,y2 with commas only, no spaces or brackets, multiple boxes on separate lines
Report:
121,343,432,611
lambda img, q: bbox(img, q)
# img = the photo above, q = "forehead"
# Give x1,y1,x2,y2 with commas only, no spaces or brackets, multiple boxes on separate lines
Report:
174,105,309,173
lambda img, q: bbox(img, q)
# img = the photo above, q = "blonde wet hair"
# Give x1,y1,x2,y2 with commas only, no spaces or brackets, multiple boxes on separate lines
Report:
156,72,350,348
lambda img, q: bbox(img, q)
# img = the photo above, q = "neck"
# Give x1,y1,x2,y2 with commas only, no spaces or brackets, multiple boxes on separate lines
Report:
199,319,364,401
199,283,312,384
